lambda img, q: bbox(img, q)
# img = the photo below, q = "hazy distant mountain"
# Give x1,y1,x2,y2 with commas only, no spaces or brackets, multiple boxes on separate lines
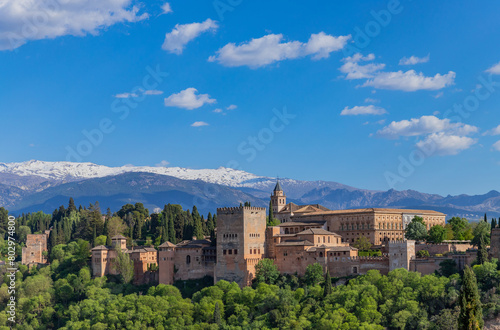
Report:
0,160,498,218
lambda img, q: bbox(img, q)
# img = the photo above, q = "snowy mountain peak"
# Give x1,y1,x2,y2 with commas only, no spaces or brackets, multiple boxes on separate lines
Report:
0,160,271,187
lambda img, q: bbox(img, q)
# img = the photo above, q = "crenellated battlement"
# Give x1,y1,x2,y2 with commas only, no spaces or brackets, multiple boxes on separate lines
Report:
348,256,389,262
388,240,414,246
217,206,266,214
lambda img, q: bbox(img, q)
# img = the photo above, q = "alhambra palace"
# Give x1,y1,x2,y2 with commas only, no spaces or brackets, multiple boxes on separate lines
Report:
22,182,500,287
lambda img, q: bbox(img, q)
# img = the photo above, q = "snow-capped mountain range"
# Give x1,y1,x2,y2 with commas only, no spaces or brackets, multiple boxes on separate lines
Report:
0,160,266,187
0,160,498,219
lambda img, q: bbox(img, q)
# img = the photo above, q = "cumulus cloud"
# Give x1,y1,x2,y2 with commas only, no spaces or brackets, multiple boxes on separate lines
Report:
376,115,478,139
115,92,138,98
339,53,385,80
361,70,456,91
164,88,216,110
162,19,218,55
484,125,500,136
0,0,148,51
493,141,500,151
155,160,170,167
160,2,172,14
416,133,477,156
143,90,163,95
399,54,430,65
191,121,209,127
114,89,163,98
341,105,387,116
213,108,223,113
226,104,237,110
208,32,350,68
486,61,500,75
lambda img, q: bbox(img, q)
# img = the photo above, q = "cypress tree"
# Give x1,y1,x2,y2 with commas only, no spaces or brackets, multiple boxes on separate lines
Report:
214,302,222,326
477,235,488,265
92,224,97,247
458,266,483,330
68,197,77,214
491,218,497,230
324,270,332,297
168,217,176,244
268,201,274,224
484,213,488,223
49,226,57,251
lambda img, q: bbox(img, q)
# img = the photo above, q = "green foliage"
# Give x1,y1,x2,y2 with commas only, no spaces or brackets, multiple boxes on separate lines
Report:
471,220,490,247
305,263,324,286
113,247,134,284
428,225,447,243
417,250,430,258
448,217,474,240
476,235,489,265
324,270,332,297
352,236,372,250
405,220,428,241
94,235,107,246
439,259,459,277
458,266,483,330
254,259,280,286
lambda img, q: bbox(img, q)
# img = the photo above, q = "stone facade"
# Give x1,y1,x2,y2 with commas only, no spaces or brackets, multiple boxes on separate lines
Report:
91,235,158,285
215,206,267,287
22,233,49,265
490,228,500,259
92,182,461,287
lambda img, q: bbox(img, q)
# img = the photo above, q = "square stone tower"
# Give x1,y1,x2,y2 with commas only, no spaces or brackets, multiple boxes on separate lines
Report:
388,240,415,271
215,206,266,287
158,241,176,285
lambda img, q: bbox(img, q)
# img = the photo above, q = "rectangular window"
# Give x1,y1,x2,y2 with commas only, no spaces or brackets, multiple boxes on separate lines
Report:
228,250,232,255
250,249,252,254
223,250,226,255
234,249,238,255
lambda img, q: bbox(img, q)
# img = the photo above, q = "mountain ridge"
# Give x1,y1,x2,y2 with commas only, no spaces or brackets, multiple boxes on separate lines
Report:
0,160,498,219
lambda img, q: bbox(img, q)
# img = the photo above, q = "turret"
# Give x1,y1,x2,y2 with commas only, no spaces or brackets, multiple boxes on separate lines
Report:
270,180,286,214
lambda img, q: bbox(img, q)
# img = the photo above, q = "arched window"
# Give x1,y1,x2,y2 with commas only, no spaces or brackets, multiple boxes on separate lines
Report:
186,255,191,265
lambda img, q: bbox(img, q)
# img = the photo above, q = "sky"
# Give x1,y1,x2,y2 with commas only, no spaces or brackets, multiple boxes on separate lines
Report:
0,0,500,196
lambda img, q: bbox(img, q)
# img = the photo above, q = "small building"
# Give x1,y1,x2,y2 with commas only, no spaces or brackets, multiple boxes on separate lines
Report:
22,233,49,265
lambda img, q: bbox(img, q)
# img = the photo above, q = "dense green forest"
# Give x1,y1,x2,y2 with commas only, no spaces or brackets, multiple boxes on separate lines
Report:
0,200,499,329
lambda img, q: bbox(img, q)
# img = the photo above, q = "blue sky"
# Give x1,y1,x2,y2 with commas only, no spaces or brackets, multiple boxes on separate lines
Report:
1,0,500,196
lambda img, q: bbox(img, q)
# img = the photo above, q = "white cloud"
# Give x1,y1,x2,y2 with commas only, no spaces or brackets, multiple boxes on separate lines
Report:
364,98,380,103
493,141,500,151
399,54,430,65
341,105,387,116
416,133,477,156
191,121,209,127
434,92,444,99
161,2,172,14
143,90,163,95
362,70,456,91
484,125,500,136
226,104,237,110
208,32,350,68
376,115,478,139
304,32,351,60
486,61,500,75
115,92,138,98
164,88,216,110
339,53,385,80
155,160,170,167
115,89,163,98
162,19,218,55
213,108,223,113
0,0,148,51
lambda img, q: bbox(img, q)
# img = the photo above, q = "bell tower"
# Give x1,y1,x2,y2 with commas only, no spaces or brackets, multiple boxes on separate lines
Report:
270,180,286,215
